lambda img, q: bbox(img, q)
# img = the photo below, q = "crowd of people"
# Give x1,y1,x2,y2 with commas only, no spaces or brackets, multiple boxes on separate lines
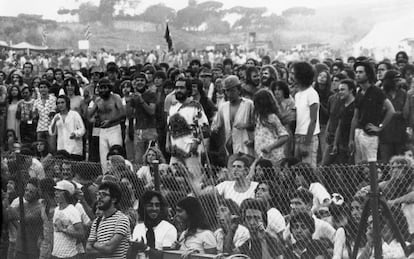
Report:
1,47,414,259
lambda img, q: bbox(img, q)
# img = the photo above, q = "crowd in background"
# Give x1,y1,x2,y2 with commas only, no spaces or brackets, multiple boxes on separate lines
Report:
1,47,414,259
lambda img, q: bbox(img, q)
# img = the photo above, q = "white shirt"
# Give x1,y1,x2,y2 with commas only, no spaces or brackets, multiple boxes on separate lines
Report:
52,204,82,258
214,224,250,253
309,182,331,213
215,181,258,206
295,86,320,135
49,110,85,155
179,229,217,253
132,220,177,250
267,208,286,236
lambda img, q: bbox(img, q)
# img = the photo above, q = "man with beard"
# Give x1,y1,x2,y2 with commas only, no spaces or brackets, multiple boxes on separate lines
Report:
212,76,255,157
259,65,278,89
242,66,260,100
349,61,395,164
166,78,210,190
87,182,130,259
88,78,125,172
128,72,157,164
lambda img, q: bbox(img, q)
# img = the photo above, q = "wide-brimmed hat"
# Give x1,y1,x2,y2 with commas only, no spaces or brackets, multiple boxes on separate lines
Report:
223,75,241,90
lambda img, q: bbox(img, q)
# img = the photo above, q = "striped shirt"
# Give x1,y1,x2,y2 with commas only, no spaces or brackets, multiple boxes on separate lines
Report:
88,210,130,259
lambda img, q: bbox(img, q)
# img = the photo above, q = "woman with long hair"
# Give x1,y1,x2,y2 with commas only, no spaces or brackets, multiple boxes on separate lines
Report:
7,85,22,141
314,70,332,154
254,180,286,238
62,77,84,115
131,190,177,259
120,79,135,161
253,89,289,164
174,196,217,258
191,79,217,123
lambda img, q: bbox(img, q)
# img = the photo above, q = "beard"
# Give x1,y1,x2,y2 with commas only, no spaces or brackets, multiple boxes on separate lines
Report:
261,77,271,86
175,92,187,102
252,79,260,87
99,91,111,99
97,199,112,211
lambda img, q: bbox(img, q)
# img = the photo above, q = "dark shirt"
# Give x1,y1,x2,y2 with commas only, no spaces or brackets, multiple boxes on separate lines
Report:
131,89,157,129
12,201,43,256
315,86,332,125
338,101,355,145
355,85,386,135
49,82,63,97
380,89,407,143
326,93,345,144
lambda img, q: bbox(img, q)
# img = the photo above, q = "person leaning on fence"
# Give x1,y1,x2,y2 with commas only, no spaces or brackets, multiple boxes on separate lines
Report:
52,179,85,259
254,180,287,239
215,156,258,206
283,211,330,259
238,198,283,258
284,188,341,258
214,198,250,255
3,177,43,259
86,181,131,259
172,196,217,259
130,190,178,259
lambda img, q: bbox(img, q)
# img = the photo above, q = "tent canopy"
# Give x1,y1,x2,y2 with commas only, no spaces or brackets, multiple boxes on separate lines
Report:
10,42,48,50
353,17,414,59
0,40,8,47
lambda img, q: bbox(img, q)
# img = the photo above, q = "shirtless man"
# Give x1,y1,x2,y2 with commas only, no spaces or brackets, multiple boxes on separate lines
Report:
88,78,125,172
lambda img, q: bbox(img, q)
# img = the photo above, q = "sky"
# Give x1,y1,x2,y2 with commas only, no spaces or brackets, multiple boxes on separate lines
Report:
0,0,388,22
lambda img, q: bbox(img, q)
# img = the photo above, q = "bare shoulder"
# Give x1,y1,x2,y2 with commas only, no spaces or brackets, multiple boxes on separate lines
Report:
112,93,122,101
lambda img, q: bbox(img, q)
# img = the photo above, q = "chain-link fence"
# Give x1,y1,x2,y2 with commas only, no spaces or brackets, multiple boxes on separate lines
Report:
1,153,413,258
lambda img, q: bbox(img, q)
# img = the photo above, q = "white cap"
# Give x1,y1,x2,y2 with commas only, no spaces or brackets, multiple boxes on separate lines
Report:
54,180,75,195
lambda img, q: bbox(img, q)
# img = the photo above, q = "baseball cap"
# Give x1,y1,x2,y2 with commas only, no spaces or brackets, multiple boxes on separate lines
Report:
54,180,75,195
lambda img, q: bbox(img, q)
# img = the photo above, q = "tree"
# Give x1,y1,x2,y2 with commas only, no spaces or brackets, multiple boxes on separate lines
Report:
78,2,100,24
99,0,116,26
139,4,175,30
174,6,205,30
281,7,315,17
228,6,267,30
205,17,230,34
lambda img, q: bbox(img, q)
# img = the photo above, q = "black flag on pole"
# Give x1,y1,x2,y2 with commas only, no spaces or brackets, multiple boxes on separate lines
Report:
164,23,173,51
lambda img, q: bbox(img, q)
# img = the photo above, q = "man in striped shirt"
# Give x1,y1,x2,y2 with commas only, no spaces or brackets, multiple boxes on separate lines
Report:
87,182,130,258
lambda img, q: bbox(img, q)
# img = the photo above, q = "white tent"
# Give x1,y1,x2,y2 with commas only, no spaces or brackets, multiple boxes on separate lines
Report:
353,17,414,60
0,40,8,47
11,42,48,50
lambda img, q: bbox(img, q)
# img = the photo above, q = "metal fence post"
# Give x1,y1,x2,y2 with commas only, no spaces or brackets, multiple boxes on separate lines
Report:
369,162,382,259
152,159,160,191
